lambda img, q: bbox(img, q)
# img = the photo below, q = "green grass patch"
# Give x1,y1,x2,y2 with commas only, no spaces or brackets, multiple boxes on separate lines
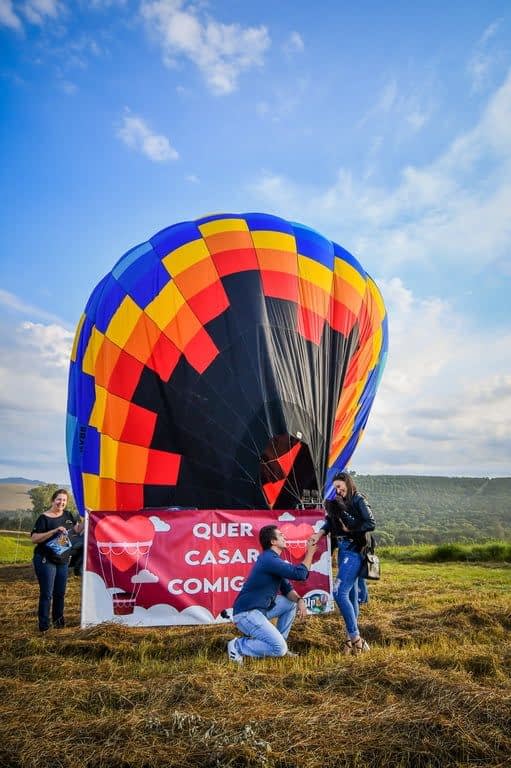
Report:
2,534,510,568
380,540,511,563
0,531,33,564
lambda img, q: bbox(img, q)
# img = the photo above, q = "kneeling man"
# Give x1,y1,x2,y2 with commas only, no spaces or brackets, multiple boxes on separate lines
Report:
227,524,317,663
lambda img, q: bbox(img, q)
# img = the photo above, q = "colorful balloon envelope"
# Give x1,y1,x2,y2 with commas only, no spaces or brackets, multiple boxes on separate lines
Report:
66,213,388,513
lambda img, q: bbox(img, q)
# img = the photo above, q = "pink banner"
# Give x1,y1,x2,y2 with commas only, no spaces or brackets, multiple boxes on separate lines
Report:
81,508,333,627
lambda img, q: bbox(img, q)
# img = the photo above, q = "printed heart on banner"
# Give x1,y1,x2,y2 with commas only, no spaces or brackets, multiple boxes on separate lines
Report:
95,515,155,572
280,522,314,561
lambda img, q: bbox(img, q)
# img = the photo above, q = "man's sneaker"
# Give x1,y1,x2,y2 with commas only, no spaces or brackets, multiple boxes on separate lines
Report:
227,638,243,664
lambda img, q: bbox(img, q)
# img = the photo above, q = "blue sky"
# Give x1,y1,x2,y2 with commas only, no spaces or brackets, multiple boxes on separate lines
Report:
1,0,510,483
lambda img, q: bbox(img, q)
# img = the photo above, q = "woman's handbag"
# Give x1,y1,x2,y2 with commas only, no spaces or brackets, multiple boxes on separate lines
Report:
359,533,380,580
45,531,73,565
360,551,380,580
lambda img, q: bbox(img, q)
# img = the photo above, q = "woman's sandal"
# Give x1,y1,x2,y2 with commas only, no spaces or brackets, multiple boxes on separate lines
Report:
352,637,370,654
342,640,353,655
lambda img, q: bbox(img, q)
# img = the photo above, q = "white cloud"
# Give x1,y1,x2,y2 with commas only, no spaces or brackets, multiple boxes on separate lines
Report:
278,511,296,521
0,288,66,324
140,0,270,94
0,0,21,29
89,0,127,7
19,321,73,368
117,111,179,162
149,515,171,531
20,0,61,26
0,0,61,30
359,76,431,135
251,69,511,276
0,310,73,482
377,79,398,113
363,135,384,180
59,36,102,70
283,31,304,55
255,78,309,123
359,79,397,127
467,19,502,92
350,277,511,476
59,79,78,94
406,110,428,131
0,320,73,413
131,568,159,583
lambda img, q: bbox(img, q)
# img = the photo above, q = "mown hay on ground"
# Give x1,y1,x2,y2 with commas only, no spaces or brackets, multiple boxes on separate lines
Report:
1,561,510,768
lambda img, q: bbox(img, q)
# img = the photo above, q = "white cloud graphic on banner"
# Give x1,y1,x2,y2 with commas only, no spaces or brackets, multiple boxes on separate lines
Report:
82,571,116,625
150,515,171,531
278,511,296,521
310,550,331,576
131,568,159,584
132,603,216,626
81,571,222,626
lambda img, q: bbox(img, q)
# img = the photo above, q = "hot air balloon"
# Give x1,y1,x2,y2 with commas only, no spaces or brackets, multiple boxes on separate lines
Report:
66,213,387,513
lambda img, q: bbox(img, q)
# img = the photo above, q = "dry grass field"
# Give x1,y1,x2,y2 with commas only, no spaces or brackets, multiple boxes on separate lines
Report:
0,483,34,513
1,556,510,768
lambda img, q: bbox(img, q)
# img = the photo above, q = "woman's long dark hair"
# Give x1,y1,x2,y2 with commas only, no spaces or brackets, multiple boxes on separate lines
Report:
333,472,357,501
326,472,354,535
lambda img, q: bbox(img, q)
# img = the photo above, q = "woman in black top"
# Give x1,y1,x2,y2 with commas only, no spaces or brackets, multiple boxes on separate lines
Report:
312,472,375,654
31,489,82,632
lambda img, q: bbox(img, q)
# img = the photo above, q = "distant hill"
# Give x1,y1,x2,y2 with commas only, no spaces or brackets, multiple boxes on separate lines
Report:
0,477,45,486
354,475,511,545
0,479,71,518
0,483,36,516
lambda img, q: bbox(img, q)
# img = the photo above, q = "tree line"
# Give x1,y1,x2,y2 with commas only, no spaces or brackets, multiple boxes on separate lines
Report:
355,475,511,545
1,476,510,545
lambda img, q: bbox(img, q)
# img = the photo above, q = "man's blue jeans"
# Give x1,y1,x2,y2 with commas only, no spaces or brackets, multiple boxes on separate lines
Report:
233,595,297,658
33,552,69,631
334,540,363,640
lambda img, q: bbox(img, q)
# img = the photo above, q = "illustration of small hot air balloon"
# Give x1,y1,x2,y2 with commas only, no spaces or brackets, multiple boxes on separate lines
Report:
94,515,155,615
279,521,315,563
66,213,387,513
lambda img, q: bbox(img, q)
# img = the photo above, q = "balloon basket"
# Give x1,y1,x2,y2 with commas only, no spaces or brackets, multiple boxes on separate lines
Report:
112,592,136,615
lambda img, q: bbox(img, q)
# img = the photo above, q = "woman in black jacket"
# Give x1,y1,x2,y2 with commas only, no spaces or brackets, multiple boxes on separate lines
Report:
312,472,375,654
